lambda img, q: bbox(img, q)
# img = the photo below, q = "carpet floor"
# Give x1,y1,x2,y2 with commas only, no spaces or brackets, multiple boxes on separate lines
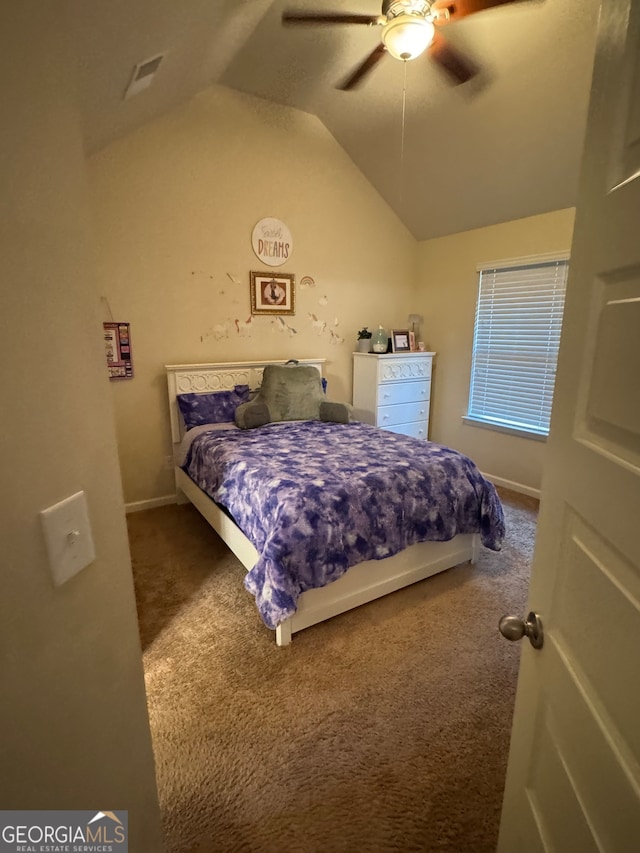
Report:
128,487,538,853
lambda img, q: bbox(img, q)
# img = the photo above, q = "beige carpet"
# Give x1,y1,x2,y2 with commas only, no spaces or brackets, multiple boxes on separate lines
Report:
128,487,538,853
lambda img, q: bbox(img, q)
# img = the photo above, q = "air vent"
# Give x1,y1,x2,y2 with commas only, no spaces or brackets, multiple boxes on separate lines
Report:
124,54,164,99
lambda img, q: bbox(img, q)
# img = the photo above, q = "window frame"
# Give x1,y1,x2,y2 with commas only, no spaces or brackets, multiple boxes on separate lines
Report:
465,251,570,441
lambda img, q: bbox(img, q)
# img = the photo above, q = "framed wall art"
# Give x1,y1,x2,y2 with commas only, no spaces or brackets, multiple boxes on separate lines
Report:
391,329,411,353
250,271,295,315
251,218,293,267
103,322,134,379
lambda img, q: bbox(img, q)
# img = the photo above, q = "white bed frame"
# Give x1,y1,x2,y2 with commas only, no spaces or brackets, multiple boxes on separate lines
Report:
166,359,480,646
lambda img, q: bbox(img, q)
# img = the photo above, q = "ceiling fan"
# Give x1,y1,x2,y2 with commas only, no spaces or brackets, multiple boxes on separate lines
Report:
282,0,535,90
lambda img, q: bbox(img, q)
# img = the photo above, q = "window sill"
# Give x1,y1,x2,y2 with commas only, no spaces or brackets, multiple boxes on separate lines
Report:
462,415,548,442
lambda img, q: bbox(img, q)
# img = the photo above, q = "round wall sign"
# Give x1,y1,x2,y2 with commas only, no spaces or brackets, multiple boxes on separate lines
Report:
252,218,293,267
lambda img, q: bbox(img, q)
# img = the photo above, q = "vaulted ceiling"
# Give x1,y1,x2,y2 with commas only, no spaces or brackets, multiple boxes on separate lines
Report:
69,0,601,240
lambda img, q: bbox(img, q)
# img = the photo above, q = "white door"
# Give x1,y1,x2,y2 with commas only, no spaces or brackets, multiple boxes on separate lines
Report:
498,0,640,849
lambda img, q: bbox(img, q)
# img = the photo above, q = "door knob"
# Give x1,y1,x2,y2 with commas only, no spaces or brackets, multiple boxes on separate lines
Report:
499,611,544,649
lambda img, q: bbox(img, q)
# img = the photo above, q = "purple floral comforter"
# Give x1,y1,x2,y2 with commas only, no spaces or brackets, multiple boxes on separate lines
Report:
182,420,505,629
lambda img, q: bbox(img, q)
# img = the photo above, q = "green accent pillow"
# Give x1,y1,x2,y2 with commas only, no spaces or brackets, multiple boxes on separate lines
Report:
235,364,351,429
319,400,350,424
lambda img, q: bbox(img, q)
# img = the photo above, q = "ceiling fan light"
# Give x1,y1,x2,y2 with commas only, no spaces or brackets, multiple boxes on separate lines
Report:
382,16,435,61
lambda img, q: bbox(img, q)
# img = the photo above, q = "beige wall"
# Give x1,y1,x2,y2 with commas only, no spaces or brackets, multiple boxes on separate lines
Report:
0,4,162,846
417,208,576,494
88,85,417,506
89,81,576,503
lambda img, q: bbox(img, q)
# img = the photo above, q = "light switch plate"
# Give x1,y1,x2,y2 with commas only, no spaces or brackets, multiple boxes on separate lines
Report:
40,491,96,586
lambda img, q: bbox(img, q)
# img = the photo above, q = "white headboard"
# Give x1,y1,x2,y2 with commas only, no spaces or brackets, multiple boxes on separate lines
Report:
165,358,326,444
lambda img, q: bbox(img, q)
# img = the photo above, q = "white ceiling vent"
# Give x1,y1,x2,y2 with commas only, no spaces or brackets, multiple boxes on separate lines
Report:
124,54,164,99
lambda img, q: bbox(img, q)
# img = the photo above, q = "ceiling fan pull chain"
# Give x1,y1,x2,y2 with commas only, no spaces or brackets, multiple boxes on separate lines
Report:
400,60,408,207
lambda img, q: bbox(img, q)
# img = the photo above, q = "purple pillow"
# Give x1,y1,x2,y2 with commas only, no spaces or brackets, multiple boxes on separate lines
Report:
177,384,250,430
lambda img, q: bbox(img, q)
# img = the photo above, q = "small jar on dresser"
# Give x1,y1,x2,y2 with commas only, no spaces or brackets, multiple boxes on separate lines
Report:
352,351,435,439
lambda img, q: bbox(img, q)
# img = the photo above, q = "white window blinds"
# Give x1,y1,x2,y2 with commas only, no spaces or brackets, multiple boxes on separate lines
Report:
467,255,569,437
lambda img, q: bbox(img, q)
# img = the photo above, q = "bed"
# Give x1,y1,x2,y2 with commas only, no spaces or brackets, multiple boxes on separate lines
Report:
166,359,505,646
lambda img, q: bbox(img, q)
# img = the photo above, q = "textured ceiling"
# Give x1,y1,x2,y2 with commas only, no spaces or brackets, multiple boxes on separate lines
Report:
69,0,601,240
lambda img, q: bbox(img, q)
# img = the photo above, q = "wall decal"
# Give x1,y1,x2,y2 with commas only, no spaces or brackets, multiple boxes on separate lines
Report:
200,321,230,343
308,312,327,335
300,275,315,288
234,317,253,336
201,317,256,341
272,316,298,337
212,322,230,340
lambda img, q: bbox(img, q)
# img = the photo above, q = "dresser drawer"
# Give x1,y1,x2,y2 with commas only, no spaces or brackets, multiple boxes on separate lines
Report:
385,421,429,440
377,400,429,427
378,380,430,407
377,355,432,384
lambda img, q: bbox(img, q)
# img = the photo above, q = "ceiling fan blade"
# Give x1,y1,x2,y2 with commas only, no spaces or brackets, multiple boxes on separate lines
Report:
338,43,387,90
282,12,381,26
431,0,533,24
428,31,479,84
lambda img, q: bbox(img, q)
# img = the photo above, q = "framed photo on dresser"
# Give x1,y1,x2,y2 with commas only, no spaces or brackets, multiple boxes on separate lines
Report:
391,329,411,353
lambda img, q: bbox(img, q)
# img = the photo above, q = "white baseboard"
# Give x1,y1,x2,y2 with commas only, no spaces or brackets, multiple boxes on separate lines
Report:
481,473,541,500
125,494,177,514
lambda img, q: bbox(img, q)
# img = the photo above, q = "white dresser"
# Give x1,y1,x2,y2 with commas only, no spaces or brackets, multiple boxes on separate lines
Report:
352,352,435,439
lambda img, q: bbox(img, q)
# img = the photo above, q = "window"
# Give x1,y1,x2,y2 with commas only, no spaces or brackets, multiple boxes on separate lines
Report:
466,253,569,439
